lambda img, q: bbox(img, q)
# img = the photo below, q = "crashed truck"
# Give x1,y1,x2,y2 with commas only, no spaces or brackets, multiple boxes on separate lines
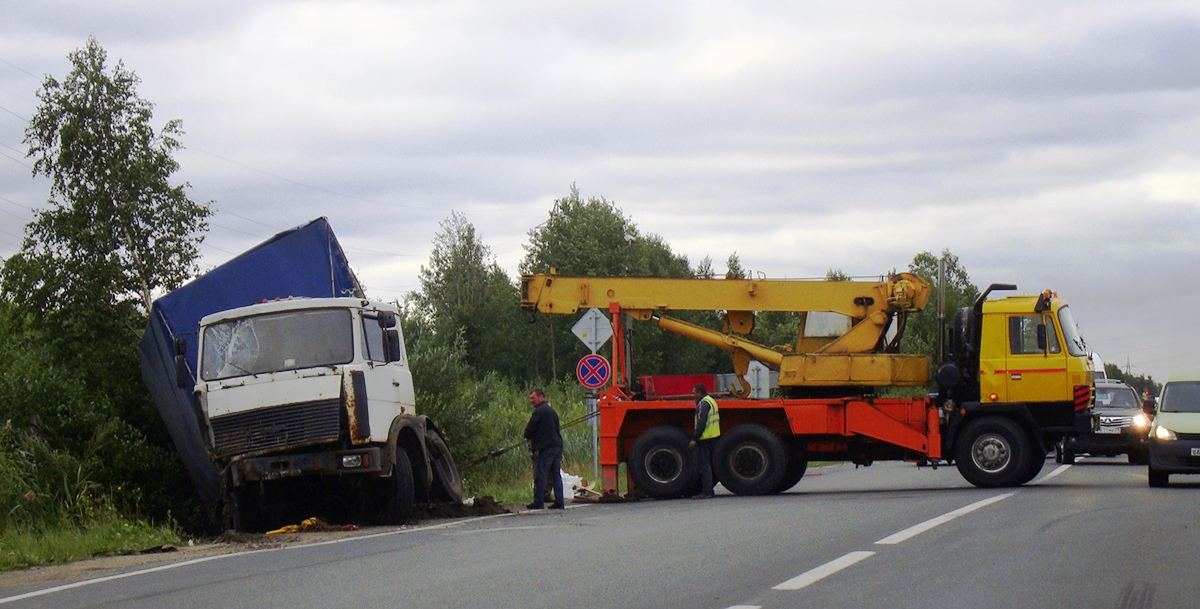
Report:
139,218,461,532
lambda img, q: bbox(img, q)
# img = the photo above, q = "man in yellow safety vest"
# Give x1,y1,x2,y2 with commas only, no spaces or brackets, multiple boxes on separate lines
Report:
688,383,721,499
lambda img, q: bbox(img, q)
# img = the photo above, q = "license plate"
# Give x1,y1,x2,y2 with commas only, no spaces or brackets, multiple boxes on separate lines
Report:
1191,448,1200,457
1096,426,1121,434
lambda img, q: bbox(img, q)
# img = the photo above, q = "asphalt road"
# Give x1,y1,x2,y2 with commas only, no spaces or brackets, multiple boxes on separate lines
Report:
3,456,1196,609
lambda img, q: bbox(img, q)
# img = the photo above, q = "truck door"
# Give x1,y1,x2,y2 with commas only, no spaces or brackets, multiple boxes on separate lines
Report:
1003,313,1067,404
357,313,415,437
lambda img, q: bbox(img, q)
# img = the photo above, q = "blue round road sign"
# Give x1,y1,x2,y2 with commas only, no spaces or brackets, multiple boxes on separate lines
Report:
576,354,611,389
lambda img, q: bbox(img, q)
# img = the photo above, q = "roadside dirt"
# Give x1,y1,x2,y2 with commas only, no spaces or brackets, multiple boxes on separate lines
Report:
0,497,512,592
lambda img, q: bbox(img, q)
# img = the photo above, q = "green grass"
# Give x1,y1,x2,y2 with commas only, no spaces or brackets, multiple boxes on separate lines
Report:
0,516,182,571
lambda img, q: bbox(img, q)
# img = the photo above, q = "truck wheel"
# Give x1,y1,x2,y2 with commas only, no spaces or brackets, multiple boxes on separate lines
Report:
628,426,697,499
954,417,1032,488
770,455,808,494
230,487,263,533
1148,465,1169,488
425,428,463,504
714,424,788,496
381,448,416,524
1017,449,1046,484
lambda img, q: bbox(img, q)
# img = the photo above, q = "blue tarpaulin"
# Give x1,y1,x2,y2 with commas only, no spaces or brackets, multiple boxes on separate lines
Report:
138,218,362,502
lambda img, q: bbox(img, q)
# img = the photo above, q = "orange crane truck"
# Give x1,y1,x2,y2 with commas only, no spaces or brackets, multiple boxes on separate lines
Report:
520,270,1094,497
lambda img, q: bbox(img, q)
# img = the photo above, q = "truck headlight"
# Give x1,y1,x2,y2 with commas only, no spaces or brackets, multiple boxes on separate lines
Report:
1153,425,1178,441
1132,413,1150,429
341,454,364,468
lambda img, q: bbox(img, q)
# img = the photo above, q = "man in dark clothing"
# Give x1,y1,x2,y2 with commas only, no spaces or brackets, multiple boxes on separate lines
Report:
523,388,565,510
688,383,721,499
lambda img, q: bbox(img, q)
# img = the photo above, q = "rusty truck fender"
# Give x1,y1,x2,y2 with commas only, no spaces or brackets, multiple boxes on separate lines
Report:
387,414,433,499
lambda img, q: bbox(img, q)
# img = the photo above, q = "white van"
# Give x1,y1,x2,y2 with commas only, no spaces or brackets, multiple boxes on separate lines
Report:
1148,368,1200,486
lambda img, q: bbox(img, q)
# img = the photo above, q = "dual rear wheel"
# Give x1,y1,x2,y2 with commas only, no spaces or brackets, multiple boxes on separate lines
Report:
628,424,799,499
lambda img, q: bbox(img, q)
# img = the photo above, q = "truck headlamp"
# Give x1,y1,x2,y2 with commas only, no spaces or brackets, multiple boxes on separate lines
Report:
1153,425,1177,441
341,454,364,469
1132,413,1150,429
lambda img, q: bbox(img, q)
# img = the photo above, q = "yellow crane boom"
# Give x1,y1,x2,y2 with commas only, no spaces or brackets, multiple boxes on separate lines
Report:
520,270,933,395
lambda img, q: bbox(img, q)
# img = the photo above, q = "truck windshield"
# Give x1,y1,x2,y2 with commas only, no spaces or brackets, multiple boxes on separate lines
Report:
201,308,354,381
1057,305,1087,357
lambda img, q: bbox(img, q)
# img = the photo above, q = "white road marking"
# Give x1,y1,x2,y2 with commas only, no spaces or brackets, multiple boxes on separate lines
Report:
875,493,1013,545
771,551,876,591
0,511,520,605
0,552,266,605
1034,463,1071,483
725,606,762,609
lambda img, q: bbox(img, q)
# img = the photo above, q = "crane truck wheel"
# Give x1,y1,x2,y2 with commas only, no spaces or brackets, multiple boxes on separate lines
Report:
770,455,809,494
628,426,698,499
425,427,463,504
380,447,416,524
1017,447,1047,484
714,424,788,496
954,416,1033,488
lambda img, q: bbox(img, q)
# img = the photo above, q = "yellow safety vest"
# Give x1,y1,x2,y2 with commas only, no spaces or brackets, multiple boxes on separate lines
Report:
697,395,721,440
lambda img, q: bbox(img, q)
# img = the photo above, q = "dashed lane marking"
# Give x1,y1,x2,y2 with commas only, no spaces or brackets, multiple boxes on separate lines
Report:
875,493,1013,545
771,551,876,591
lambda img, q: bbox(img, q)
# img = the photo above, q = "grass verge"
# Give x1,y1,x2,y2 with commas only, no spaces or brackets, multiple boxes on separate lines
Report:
0,516,182,572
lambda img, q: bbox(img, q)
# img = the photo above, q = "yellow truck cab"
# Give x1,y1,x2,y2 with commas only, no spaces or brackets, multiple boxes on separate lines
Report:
977,290,1093,405
938,286,1094,487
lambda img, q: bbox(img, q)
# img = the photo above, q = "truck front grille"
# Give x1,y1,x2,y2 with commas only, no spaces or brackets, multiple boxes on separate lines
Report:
211,399,341,458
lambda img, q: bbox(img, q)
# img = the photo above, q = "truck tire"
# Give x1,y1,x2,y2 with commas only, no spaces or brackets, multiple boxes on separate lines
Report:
628,426,697,499
714,424,788,496
381,448,416,524
954,417,1032,488
426,428,463,504
230,486,263,533
1017,450,1046,484
770,455,808,494
1148,465,1169,488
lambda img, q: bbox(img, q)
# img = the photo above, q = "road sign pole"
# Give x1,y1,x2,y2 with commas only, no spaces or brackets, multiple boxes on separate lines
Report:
588,390,599,483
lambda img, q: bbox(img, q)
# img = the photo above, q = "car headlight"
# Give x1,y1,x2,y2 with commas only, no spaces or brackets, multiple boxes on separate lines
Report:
1153,425,1178,441
1132,413,1150,429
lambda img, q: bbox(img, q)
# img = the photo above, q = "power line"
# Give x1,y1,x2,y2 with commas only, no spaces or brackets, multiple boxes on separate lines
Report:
0,57,36,78
0,148,31,169
186,144,440,212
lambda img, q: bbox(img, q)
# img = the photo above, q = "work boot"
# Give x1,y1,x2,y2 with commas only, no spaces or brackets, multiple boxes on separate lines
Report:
526,502,544,510
549,503,565,510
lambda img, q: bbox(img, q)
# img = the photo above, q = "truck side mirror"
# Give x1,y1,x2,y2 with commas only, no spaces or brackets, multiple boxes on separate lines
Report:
173,336,190,388
377,311,397,329
384,329,403,363
175,354,190,389
1036,324,1047,351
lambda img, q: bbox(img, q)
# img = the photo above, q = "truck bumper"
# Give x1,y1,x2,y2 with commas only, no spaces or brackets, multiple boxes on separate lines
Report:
232,447,383,485
1149,438,1200,474
1064,431,1146,456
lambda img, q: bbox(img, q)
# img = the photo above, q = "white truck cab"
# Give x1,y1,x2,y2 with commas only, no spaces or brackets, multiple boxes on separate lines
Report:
190,297,456,530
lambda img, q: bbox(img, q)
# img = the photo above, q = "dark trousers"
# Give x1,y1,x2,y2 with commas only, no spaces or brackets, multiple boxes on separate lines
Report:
696,439,715,496
533,445,564,508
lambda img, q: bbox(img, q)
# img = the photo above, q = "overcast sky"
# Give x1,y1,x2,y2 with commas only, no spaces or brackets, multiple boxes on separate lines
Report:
2,1,1198,382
